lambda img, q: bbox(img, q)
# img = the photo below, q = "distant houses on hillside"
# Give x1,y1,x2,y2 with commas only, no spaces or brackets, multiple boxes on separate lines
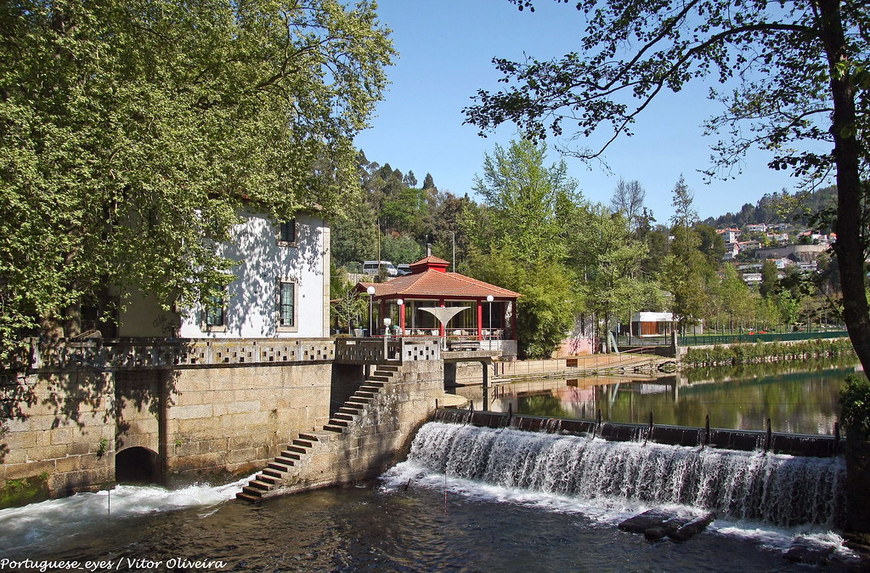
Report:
716,224,833,284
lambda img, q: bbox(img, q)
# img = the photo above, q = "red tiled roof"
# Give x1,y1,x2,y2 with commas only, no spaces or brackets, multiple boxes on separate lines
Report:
359,270,521,300
409,255,450,273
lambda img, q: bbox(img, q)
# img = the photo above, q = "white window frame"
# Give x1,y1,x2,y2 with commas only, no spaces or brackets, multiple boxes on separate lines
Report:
277,279,298,332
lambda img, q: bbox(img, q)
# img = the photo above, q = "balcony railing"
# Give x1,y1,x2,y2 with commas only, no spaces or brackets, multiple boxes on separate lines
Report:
28,338,336,371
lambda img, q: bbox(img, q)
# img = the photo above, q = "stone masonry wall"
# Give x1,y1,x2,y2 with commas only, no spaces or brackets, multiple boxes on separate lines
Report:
1,370,116,500
1,359,333,504
165,362,333,480
276,359,445,493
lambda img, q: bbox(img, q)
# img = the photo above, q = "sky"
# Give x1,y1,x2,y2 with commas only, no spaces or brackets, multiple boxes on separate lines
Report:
353,0,821,223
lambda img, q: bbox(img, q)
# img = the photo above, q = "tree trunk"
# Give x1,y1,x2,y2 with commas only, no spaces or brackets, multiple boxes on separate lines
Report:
818,0,870,378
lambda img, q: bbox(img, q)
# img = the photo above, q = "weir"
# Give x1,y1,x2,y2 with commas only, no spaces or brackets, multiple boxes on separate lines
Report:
408,420,847,528
434,409,843,458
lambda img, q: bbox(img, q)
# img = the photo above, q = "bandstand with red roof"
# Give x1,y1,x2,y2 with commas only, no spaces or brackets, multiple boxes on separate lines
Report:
357,256,520,354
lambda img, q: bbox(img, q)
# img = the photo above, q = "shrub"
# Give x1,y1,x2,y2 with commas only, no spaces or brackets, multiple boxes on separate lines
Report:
841,374,870,441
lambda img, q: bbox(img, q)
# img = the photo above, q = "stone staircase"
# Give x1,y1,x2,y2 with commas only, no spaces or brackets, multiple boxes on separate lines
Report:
235,364,399,503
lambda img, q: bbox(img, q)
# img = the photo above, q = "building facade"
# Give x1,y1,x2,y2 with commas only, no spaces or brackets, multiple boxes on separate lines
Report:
118,212,330,339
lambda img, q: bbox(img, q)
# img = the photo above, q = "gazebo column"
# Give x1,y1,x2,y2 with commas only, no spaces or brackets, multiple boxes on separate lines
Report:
399,301,406,334
378,299,386,336
476,300,483,340
439,298,445,337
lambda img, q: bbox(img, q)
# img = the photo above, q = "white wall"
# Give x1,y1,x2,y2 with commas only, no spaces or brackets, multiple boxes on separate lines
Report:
180,212,329,339
120,212,329,339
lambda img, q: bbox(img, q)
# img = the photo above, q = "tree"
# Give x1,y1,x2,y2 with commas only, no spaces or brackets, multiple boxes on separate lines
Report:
662,178,713,329
760,260,780,299
466,0,870,376
572,205,650,344
715,263,755,332
0,0,394,361
422,173,436,190
609,179,646,230
463,139,581,357
471,139,577,266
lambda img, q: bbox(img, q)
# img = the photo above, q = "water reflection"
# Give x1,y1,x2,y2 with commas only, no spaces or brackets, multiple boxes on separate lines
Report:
457,360,858,435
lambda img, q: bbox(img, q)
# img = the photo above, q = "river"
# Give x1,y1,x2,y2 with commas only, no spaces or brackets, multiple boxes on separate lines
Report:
0,361,865,572
461,360,858,435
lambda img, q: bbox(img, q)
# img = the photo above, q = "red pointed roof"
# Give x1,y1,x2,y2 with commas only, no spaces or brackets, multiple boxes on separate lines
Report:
358,255,521,300
358,269,521,300
409,255,450,273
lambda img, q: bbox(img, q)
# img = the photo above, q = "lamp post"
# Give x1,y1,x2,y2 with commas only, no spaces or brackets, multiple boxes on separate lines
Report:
486,295,494,343
367,286,376,336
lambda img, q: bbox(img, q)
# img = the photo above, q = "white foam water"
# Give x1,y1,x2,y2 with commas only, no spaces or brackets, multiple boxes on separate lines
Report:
380,421,856,562
0,474,252,553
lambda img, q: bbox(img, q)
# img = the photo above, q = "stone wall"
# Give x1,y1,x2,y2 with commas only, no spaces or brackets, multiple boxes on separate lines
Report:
2,346,335,505
165,362,333,481
274,358,445,493
1,370,116,500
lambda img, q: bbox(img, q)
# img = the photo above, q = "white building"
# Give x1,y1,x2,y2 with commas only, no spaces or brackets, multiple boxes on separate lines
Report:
119,212,330,339
718,228,741,244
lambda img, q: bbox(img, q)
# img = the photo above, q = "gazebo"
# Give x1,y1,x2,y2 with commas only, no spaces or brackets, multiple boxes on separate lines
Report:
357,256,521,350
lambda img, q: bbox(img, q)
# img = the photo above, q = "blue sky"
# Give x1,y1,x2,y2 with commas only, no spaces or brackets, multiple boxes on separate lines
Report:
354,0,813,223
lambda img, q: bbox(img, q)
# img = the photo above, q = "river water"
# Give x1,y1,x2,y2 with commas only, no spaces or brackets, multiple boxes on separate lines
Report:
0,463,862,572
1,361,866,572
469,361,857,435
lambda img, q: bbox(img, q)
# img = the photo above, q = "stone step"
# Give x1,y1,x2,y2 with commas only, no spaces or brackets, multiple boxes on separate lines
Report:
376,365,399,372
267,461,293,472
236,492,261,503
363,380,385,388
368,375,391,383
279,451,302,460
248,479,272,491
256,473,279,485
274,456,298,467
326,419,348,428
242,485,265,497
359,385,382,392
286,445,308,454
347,397,370,405
333,412,355,421
262,468,285,479
297,432,321,442
292,438,315,448
355,390,377,399
324,424,345,433
340,402,364,412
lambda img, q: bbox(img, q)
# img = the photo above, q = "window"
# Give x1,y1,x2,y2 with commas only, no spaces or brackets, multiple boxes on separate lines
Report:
278,219,296,245
278,281,295,328
203,293,226,330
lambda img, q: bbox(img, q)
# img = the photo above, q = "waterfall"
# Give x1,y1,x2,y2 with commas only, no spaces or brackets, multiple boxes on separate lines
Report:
407,422,846,528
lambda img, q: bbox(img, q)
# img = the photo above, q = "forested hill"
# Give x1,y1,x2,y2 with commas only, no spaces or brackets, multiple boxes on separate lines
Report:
702,187,837,228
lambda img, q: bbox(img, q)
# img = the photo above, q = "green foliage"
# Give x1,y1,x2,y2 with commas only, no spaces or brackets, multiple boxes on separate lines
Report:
331,288,368,335
572,204,651,329
471,140,577,267
96,438,110,459
469,0,870,376
841,374,870,441
683,338,856,368
463,140,581,358
0,0,394,359
380,233,423,265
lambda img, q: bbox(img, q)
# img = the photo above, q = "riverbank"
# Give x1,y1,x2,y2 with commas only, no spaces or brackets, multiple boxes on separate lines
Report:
680,337,855,368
